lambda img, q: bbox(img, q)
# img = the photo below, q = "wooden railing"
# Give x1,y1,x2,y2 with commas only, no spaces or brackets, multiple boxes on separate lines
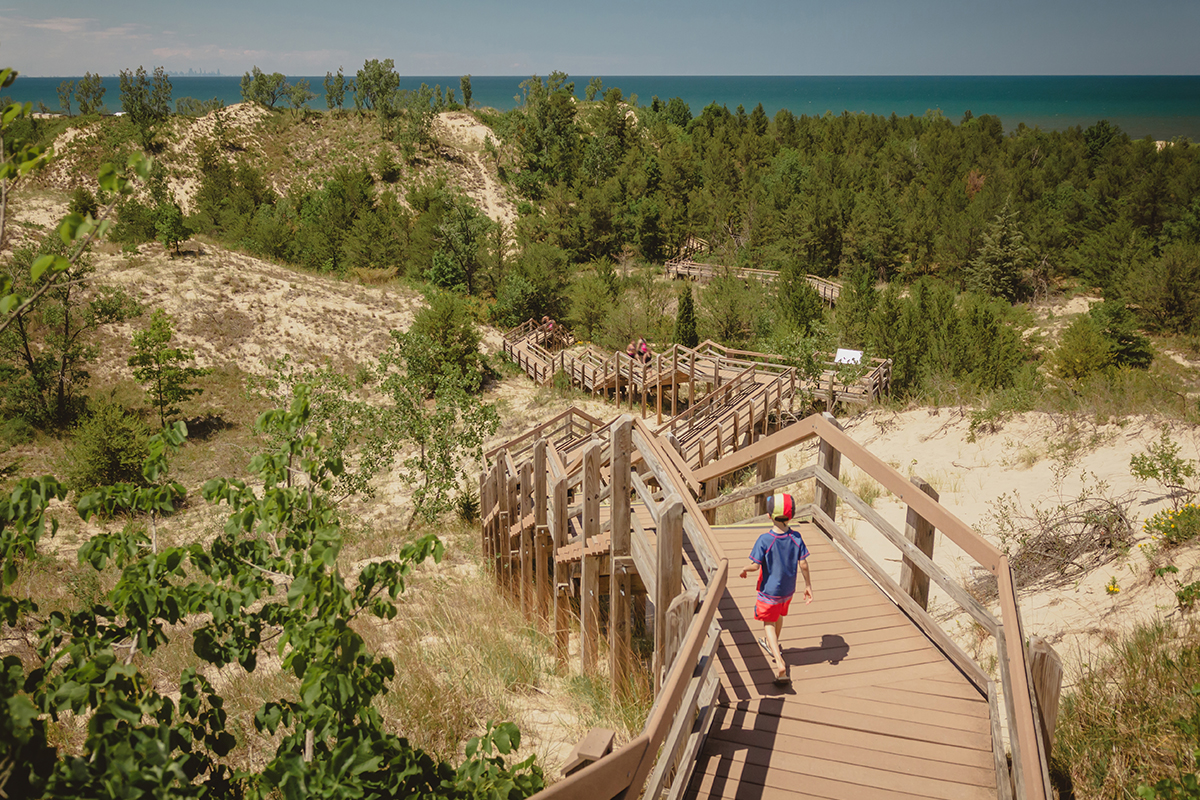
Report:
692,413,1053,800
482,416,729,799
500,323,890,415
663,258,842,304
484,406,606,462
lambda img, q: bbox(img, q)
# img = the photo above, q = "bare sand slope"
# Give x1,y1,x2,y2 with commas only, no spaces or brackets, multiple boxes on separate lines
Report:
92,245,424,379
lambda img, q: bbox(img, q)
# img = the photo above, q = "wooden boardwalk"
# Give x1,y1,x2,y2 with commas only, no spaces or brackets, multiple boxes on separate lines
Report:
664,258,842,305
484,408,1051,799
686,523,996,800
500,323,892,419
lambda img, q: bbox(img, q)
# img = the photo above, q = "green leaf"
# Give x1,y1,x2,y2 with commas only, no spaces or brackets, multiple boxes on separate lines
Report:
30,254,63,283
97,163,122,194
287,575,311,605
129,152,153,182
58,213,84,245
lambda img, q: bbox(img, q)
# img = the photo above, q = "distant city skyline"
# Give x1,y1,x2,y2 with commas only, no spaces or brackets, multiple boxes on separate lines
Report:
2,0,1198,78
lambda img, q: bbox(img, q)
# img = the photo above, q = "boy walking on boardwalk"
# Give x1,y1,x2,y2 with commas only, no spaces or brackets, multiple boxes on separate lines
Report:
739,492,812,685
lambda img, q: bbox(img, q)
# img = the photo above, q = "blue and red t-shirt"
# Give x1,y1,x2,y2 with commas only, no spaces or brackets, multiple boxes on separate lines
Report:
750,527,810,605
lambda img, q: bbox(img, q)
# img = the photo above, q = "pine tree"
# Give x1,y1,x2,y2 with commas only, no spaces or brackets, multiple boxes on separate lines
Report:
674,283,698,347
967,201,1028,301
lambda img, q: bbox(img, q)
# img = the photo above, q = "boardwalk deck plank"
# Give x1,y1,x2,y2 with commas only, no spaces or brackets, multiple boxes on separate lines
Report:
684,521,998,799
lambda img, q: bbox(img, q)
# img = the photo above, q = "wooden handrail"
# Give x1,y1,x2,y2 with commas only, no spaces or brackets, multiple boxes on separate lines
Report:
687,412,1045,798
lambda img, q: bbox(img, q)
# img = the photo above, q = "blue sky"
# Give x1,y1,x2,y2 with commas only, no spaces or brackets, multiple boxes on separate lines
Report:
4,0,1198,77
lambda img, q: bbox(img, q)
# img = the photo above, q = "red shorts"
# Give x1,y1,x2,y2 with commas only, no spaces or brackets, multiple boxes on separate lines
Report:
754,595,793,622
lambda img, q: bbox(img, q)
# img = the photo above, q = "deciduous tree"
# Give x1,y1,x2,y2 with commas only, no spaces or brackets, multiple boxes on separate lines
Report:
128,308,209,427
154,200,187,254
56,79,73,116
240,66,288,109
286,78,315,115
1,235,142,426
355,58,399,111
460,74,472,109
324,67,349,112
0,390,540,798
75,71,105,114
119,65,172,149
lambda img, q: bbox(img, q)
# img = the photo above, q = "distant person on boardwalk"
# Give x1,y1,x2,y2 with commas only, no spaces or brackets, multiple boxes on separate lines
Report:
637,338,652,364
739,492,812,685
626,341,637,359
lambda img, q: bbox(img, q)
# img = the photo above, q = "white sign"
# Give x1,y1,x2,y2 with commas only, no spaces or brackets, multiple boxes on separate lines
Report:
834,348,862,365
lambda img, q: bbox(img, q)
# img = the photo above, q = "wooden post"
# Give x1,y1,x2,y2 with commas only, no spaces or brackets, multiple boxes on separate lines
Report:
814,412,842,524
534,440,551,629
613,359,620,409
581,442,602,675
520,461,533,619
702,480,718,526
629,359,636,411
732,410,741,452
640,359,647,418
653,496,684,690
497,454,511,594
661,589,702,683
551,472,570,671
899,476,939,611
689,354,696,409
672,349,679,417
1030,636,1063,764
748,397,757,445
754,453,778,516
656,354,663,426
609,418,633,688
492,465,504,584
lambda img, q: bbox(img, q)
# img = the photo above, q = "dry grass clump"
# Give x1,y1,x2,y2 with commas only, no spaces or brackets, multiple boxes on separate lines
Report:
1056,618,1200,796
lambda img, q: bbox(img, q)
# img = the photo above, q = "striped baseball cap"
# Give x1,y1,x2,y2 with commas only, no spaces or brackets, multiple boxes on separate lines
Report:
766,492,795,521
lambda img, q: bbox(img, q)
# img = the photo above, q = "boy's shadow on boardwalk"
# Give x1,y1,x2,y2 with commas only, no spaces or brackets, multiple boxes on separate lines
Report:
785,633,850,667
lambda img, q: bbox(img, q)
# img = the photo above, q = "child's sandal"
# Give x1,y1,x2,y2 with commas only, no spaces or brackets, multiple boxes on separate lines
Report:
757,637,775,660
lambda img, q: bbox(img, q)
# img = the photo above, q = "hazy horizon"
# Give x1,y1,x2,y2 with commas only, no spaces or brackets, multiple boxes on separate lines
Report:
3,0,1198,78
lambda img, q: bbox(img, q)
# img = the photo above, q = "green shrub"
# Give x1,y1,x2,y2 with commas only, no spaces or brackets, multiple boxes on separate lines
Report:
1143,503,1200,548
68,186,98,218
111,198,158,244
400,292,485,395
0,416,34,450
1054,315,1112,381
375,148,401,183
61,402,150,492
1132,428,1199,507
1127,242,1200,335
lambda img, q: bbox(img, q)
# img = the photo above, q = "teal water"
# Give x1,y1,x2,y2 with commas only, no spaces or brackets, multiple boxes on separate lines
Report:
9,75,1200,140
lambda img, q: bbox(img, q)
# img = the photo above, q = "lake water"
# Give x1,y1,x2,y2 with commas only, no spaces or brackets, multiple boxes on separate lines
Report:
9,74,1200,140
